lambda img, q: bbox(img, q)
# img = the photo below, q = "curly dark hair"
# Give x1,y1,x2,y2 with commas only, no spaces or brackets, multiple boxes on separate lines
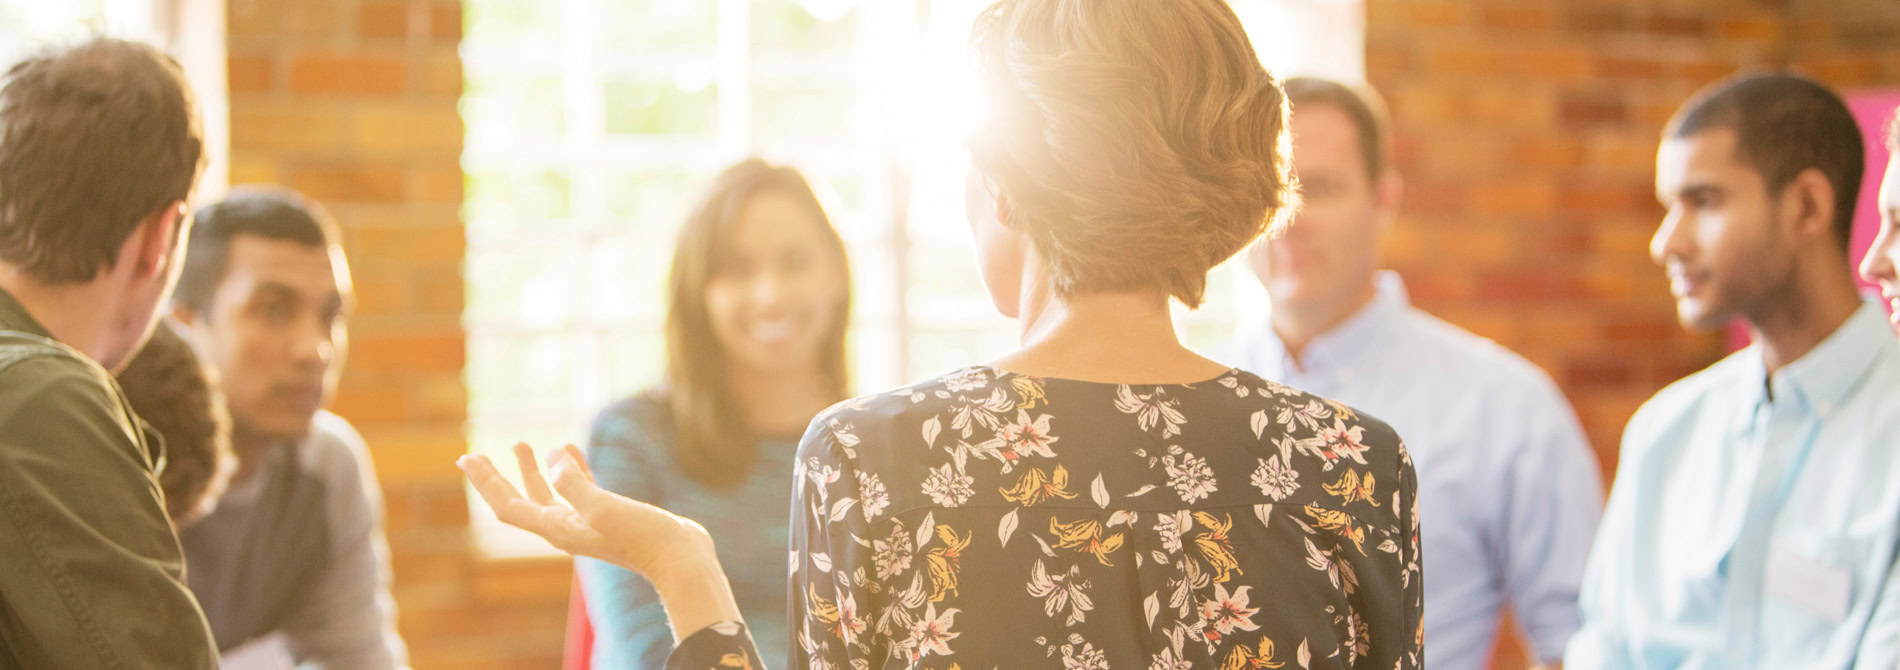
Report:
117,321,234,527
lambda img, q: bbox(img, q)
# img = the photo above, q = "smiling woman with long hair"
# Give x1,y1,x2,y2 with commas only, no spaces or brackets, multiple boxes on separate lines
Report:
576,158,851,668
464,1,1421,668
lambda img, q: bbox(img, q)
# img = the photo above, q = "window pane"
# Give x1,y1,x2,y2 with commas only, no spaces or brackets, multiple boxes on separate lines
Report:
604,80,720,137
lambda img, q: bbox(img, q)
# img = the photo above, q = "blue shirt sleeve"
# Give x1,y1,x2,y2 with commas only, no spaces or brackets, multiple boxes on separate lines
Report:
1499,378,1604,664
579,402,677,670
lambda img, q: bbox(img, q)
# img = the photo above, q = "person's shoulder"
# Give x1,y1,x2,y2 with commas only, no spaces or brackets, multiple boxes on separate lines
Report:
1227,369,1407,462
586,388,674,462
0,337,129,437
296,411,377,488
1400,309,1560,389
797,366,1001,464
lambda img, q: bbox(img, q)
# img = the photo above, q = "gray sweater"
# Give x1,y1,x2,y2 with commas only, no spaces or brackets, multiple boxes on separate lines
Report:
178,411,408,669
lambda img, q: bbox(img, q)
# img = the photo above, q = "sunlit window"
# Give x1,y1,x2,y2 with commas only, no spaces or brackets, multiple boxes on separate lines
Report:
462,0,1363,553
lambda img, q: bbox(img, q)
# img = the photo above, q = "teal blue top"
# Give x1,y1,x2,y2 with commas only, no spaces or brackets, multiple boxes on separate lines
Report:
1569,300,1900,668
577,391,795,669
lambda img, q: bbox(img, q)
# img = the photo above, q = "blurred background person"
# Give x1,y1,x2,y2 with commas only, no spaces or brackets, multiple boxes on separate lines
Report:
170,187,410,669
1570,72,1900,668
1235,77,1602,670
1862,110,1899,334
578,158,851,669
117,320,236,529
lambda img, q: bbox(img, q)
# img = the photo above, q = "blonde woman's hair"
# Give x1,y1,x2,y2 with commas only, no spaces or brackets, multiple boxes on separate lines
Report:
968,0,1295,308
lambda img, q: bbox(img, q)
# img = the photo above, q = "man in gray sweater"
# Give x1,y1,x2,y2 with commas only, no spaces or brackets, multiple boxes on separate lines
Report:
170,187,409,669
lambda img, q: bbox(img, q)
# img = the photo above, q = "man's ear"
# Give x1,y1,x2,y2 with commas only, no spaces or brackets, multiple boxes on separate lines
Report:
1782,167,1840,247
990,180,1015,231
1374,170,1404,230
131,200,188,279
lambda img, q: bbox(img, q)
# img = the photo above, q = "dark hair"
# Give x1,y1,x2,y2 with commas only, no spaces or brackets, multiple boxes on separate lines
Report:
0,37,204,282
117,320,234,527
967,0,1294,309
173,186,341,315
1668,72,1865,252
1284,77,1393,183
662,159,851,487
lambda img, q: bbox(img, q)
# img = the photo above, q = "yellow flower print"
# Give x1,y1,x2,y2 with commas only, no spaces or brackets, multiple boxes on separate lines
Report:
1191,511,1244,583
1304,505,1367,554
1049,517,1126,566
926,525,972,602
1321,470,1379,507
1011,375,1048,410
1219,636,1287,670
1001,465,1081,506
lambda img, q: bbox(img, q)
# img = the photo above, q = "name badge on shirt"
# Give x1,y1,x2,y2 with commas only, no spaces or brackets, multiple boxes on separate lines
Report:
1765,544,1852,623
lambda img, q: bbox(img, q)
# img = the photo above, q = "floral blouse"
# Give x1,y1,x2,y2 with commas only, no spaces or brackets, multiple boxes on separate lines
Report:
668,366,1422,670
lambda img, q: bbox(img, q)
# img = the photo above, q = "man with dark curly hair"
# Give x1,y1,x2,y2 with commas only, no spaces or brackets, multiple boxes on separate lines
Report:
116,320,235,528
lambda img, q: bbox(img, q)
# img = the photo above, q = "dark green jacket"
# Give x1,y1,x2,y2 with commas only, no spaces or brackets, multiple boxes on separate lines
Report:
0,287,216,669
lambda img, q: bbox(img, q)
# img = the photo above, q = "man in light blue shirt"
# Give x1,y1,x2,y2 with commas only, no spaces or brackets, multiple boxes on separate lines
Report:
1568,73,1900,669
1235,77,1604,669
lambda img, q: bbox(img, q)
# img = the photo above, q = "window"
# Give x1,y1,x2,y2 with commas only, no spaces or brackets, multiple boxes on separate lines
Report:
462,0,1363,553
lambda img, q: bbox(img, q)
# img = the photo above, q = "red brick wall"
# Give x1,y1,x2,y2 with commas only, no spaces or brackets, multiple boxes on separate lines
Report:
225,1,569,668
1365,0,1899,666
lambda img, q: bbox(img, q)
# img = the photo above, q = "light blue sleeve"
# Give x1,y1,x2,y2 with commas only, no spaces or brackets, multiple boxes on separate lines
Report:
1500,378,1605,664
1854,538,1900,666
1565,399,1662,668
577,403,676,670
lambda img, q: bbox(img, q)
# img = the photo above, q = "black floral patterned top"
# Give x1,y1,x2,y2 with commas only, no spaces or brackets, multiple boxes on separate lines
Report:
668,366,1422,670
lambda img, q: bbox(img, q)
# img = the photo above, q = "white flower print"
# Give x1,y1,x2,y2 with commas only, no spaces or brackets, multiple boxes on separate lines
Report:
1163,452,1217,503
906,603,960,660
1251,455,1299,501
921,463,975,507
950,387,1015,438
999,410,1059,460
1114,385,1186,438
1198,583,1262,642
1148,647,1192,670
1304,418,1371,470
858,471,890,521
1061,641,1110,670
1027,559,1095,626
1153,510,1189,554
944,367,990,392
874,522,914,580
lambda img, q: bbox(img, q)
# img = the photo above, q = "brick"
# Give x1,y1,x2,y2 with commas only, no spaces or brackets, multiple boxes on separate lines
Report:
1509,136,1585,170
352,224,466,264
1476,269,1589,301
1435,225,1517,264
351,331,466,372
1804,55,1884,87
352,104,465,156
1468,84,1555,129
361,426,468,483
349,267,413,315
1480,6,1548,32
227,53,273,93
1422,45,1500,77
289,163,407,203
1565,7,1629,34
418,375,467,423
1716,17,1783,43
329,386,408,425
1644,12,1709,38
226,156,282,187
1558,93,1628,126
1402,178,1471,215
288,51,406,96
283,1,347,39
360,1,416,41
231,102,348,153
1472,181,1556,216
1565,355,1637,390
420,47,463,98
431,1,463,42
417,272,466,315
1600,56,1664,80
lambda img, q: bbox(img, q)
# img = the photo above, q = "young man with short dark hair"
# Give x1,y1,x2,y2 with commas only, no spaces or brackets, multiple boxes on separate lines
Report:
170,187,409,668
1569,72,1900,668
0,38,217,668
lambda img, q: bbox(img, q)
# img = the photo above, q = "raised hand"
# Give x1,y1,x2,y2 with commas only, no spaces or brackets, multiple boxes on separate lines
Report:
457,443,743,640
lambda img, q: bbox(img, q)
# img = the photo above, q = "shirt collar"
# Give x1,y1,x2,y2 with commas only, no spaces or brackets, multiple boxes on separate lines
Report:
1756,299,1894,419
0,285,52,339
1257,271,1410,377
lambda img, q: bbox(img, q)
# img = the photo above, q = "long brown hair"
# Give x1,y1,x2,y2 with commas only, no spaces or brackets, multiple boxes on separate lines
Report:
662,159,852,487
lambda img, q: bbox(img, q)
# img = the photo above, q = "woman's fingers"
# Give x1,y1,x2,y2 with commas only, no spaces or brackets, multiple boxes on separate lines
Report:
459,455,535,526
513,443,555,505
561,444,596,482
548,449,615,522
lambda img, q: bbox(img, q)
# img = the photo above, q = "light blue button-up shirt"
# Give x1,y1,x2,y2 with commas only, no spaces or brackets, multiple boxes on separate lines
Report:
1234,271,1604,669
1568,299,1900,669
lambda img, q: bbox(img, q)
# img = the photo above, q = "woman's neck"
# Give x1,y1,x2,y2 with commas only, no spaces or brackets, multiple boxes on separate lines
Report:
726,365,837,438
991,282,1228,385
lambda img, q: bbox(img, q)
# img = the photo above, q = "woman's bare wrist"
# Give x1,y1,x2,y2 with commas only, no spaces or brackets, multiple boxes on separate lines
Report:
648,552,745,643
